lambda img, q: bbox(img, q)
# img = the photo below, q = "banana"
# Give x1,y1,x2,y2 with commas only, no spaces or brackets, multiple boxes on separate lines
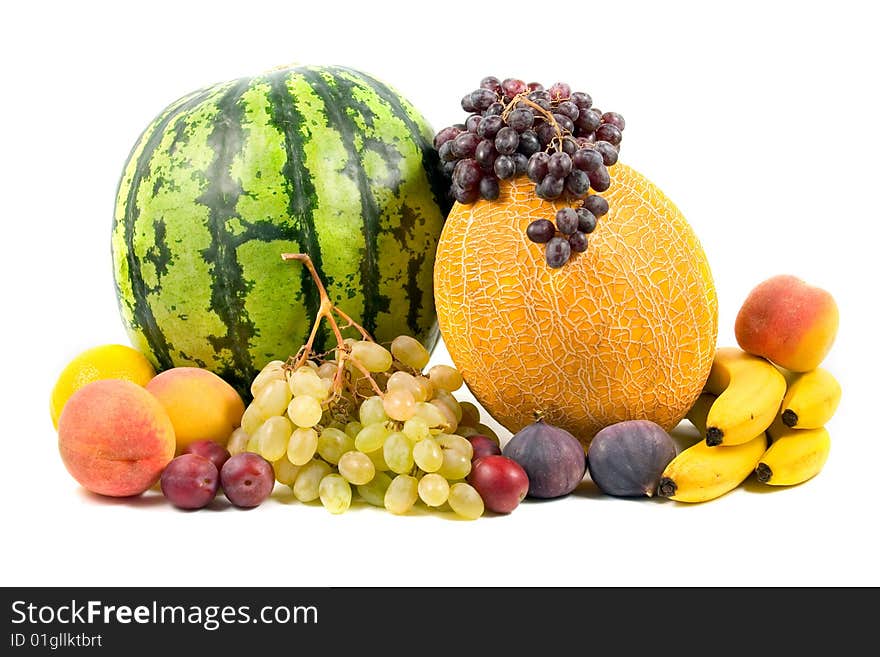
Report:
779,368,841,429
756,425,831,486
657,433,768,503
703,347,787,446
685,392,717,436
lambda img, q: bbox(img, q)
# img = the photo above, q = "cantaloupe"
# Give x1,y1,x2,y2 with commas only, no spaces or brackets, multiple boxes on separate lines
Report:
433,163,718,448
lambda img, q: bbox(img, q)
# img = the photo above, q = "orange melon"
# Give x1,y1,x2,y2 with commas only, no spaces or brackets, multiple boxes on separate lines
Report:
433,163,718,448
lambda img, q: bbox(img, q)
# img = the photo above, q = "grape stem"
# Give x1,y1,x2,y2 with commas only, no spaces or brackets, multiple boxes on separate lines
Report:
502,93,566,152
281,253,384,398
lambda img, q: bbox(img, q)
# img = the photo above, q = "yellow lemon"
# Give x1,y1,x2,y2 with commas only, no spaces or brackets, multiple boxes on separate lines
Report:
50,344,156,428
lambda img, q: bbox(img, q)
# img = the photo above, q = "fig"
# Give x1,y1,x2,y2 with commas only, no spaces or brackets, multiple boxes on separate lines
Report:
502,418,586,498
586,420,677,497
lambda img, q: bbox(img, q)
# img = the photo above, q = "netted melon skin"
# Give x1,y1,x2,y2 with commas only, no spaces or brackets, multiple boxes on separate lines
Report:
434,163,718,448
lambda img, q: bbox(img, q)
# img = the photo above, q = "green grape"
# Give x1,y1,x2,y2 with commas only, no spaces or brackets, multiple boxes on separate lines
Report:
365,446,389,472
287,427,319,466
319,474,352,514
414,376,434,401
254,415,293,462
448,482,484,519
403,417,430,442
316,360,338,380
390,335,430,371
288,366,329,400
413,401,447,429
344,421,363,439
241,403,268,436
428,364,464,392
418,473,450,507
429,399,459,433
357,471,392,507
351,340,393,372
384,474,418,514
227,427,250,456
337,451,375,485
272,455,301,486
355,422,390,453
458,401,481,428
292,459,332,502
386,371,425,402
383,431,414,474
287,395,324,428
433,389,463,423
245,432,261,454
383,388,416,422
359,396,388,426
437,433,474,460
413,437,443,473
250,360,285,398
253,378,293,417
438,448,471,480
317,427,354,465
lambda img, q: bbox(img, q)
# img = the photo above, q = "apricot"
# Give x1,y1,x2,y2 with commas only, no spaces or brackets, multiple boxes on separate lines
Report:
57,379,176,497
146,367,245,453
735,274,839,372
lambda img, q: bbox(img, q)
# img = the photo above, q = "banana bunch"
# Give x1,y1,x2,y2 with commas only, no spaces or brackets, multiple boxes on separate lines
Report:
658,348,841,503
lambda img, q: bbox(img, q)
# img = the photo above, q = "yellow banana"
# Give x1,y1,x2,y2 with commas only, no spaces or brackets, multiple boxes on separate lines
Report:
657,433,768,503
779,368,841,429
703,347,786,446
756,425,831,486
685,392,716,436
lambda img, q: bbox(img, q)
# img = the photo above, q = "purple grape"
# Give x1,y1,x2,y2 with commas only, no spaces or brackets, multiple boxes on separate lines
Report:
601,111,626,131
561,138,577,155
527,82,544,92
536,175,564,199
484,102,504,116
494,127,519,155
470,88,498,111
501,78,527,98
493,154,516,179
184,440,231,472
461,93,477,113
565,169,590,198
517,131,541,156
433,126,462,149
574,109,601,133
583,195,609,217
507,108,535,132
553,113,575,134
512,153,529,176
588,166,611,192
548,82,571,101
526,219,556,243
545,236,571,267
573,148,603,172
441,160,456,177
466,114,482,134
452,132,480,158
475,140,497,170
556,101,580,121
595,123,622,146
479,175,500,201
576,208,597,233
453,159,482,190
594,141,619,166
555,208,579,234
548,152,572,178
478,115,504,139
570,91,593,110
438,140,456,163
568,231,589,253
161,454,219,510
527,152,550,183
220,453,274,508
453,183,480,204
480,76,502,93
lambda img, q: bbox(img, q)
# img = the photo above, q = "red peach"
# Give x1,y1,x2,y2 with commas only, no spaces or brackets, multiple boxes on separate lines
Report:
57,379,176,497
735,274,839,372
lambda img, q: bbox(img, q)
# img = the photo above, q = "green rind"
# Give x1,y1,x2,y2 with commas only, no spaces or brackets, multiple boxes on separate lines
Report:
112,65,448,395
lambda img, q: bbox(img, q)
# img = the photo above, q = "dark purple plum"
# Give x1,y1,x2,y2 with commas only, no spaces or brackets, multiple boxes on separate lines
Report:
220,453,274,508
586,420,677,497
161,454,219,510
183,439,231,472
502,419,586,498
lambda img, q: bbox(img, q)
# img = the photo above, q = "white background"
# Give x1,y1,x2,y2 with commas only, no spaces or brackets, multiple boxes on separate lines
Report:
2,0,877,587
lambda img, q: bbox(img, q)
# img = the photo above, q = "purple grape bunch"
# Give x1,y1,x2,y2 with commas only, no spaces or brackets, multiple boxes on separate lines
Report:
434,76,625,268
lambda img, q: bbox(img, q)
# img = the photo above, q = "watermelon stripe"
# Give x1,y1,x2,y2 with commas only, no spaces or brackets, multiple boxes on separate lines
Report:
122,84,227,370
266,71,324,351
299,68,384,336
197,78,255,382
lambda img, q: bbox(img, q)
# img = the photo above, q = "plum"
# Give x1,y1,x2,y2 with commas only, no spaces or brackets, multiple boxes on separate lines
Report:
587,420,677,497
502,419,586,498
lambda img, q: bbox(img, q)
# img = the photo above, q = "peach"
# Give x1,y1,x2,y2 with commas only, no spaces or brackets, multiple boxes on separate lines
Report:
146,367,245,453
57,379,176,497
735,274,839,372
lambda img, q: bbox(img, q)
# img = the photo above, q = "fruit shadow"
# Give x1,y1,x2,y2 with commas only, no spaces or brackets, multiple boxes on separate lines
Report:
75,487,167,508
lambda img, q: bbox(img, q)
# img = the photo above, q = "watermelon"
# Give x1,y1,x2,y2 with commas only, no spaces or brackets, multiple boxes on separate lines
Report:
111,64,449,395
